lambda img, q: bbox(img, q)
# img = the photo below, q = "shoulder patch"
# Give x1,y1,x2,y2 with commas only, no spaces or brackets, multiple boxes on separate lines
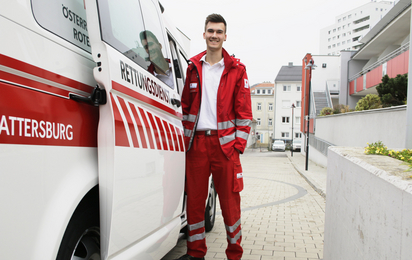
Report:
244,79,250,89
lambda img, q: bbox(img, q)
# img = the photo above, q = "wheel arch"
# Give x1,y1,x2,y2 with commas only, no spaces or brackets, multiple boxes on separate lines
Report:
31,174,99,260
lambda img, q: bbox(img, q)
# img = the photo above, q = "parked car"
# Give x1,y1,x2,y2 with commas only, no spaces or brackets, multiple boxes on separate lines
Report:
272,140,286,152
292,139,302,151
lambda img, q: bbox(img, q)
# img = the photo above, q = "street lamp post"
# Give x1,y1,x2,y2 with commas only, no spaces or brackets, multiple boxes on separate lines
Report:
305,59,316,171
291,103,295,157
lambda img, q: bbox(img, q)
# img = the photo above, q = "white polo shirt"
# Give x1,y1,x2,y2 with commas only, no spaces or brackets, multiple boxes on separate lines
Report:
196,55,225,131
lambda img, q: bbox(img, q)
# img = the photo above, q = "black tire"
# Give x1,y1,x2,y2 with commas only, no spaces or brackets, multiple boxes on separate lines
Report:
56,193,100,260
204,179,217,232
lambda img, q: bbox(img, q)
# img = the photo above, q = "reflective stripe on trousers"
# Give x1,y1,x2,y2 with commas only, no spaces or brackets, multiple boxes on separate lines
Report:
187,221,206,242
226,218,242,244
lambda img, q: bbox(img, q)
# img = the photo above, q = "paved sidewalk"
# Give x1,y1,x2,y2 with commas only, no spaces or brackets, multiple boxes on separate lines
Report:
162,148,326,260
286,152,327,198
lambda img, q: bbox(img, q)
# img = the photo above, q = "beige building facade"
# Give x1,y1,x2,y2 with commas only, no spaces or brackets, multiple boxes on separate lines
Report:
250,83,274,146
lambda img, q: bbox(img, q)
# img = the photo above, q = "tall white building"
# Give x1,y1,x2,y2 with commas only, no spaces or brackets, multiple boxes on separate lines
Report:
274,63,302,144
320,0,395,55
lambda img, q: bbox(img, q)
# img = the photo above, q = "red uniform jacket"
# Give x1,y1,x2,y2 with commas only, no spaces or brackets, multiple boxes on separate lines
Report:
181,49,253,158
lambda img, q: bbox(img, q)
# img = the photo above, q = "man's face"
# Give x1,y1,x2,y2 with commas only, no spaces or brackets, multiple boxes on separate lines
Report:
203,22,226,51
143,35,162,61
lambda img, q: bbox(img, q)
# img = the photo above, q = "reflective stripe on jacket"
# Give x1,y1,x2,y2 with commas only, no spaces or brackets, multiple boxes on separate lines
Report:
181,48,253,158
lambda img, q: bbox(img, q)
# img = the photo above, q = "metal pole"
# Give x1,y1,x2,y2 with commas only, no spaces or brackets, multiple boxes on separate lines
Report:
305,80,311,171
406,8,412,149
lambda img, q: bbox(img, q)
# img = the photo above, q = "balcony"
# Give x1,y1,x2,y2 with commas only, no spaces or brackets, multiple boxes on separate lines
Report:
349,42,409,95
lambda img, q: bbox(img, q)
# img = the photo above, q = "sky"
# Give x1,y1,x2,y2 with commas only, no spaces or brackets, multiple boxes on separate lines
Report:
160,0,378,85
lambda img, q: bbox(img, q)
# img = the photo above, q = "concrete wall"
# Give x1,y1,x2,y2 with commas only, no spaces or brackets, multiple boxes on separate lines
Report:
315,105,407,149
324,147,412,260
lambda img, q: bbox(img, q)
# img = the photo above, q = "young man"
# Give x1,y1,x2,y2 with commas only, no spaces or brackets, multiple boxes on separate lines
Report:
177,14,252,260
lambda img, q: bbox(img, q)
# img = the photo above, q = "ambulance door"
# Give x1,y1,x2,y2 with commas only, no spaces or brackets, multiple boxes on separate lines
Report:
84,0,185,258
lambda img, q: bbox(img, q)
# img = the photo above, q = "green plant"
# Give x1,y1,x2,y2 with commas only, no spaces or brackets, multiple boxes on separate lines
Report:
364,141,412,171
320,107,333,116
376,74,408,107
333,104,350,114
355,94,382,111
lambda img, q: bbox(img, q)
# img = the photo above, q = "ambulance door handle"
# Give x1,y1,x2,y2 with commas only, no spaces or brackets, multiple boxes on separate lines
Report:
171,98,181,108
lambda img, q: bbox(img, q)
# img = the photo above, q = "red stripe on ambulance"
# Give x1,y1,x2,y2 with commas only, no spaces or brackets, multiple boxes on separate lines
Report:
129,104,148,149
138,107,156,149
110,94,129,147
0,81,98,147
0,53,93,93
116,96,139,148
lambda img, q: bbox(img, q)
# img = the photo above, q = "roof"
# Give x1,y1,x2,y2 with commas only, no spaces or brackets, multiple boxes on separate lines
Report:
250,83,274,90
275,65,302,82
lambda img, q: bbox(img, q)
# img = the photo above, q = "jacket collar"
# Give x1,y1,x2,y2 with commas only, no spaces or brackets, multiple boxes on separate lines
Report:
190,48,234,70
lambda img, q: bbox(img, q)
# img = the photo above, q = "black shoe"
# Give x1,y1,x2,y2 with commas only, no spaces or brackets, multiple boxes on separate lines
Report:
174,254,205,260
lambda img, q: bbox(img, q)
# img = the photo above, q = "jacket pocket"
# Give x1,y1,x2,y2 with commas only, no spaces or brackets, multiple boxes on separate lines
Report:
233,161,244,192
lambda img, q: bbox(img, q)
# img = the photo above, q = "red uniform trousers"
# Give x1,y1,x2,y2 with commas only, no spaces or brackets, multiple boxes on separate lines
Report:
185,132,243,260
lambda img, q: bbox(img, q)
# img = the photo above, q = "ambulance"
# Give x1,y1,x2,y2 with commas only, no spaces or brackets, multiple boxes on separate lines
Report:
0,0,217,259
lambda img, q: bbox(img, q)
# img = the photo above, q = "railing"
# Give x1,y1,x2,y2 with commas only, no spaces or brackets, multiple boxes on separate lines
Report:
310,87,317,118
349,41,409,82
325,84,333,108
309,134,334,157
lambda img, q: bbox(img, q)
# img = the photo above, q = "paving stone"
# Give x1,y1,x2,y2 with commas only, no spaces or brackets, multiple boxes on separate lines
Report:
162,149,326,260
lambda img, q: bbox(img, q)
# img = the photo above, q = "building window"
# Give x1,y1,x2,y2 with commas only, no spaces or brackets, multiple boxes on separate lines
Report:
268,89,272,94
283,85,291,91
295,133,302,138
257,89,261,94
282,100,290,108
268,103,273,111
281,132,289,138
257,102,262,110
382,62,387,76
296,101,301,107
282,117,290,123
257,118,261,126
262,89,266,94
268,118,273,126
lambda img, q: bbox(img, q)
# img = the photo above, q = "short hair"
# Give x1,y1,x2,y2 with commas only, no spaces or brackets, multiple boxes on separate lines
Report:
139,30,160,44
205,14,227,32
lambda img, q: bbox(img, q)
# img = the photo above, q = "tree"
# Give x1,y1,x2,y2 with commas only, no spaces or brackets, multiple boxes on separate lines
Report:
376,74,408,107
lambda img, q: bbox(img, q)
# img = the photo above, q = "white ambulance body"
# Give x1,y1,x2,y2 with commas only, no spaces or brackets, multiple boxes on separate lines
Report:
0,0,215,259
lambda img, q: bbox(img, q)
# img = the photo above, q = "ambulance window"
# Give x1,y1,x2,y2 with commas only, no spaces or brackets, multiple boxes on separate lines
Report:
32,0,91,52
178,50,189,82
97,0,174,89
168,37,184,94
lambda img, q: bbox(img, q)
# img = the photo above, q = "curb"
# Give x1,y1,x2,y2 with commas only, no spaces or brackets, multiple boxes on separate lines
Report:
287,154,327,199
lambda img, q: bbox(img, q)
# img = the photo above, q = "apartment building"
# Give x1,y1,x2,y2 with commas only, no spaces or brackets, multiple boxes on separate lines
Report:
274,63,302,144
320,0,395,55
250,82,274,145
